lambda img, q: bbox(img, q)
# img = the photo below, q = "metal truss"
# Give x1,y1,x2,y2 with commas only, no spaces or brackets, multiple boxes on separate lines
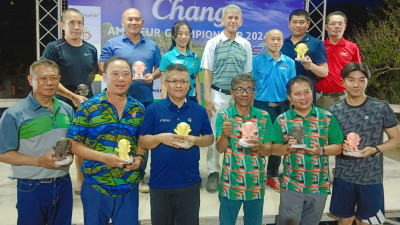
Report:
35,0,67,59
305,0,327,40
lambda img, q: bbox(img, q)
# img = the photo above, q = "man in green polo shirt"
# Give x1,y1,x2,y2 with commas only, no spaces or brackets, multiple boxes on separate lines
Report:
272,75,343,225
215,73,275,225
0,59,75,225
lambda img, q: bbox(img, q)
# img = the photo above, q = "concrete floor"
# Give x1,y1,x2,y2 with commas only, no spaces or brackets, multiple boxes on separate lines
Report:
1,147,400,225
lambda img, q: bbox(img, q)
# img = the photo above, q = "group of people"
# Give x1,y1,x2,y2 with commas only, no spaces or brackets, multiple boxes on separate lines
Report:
0,3,399,225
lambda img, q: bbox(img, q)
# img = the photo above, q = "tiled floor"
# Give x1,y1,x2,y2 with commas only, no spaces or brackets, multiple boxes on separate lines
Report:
1,147,400,225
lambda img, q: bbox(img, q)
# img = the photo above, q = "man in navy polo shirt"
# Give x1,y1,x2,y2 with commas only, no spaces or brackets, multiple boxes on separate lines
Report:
139,63,214,225
0,59,74,225
281,9,328,104
99,7,162,193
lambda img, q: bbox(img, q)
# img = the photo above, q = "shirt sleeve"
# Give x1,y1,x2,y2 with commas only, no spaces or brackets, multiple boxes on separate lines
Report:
261,112,276,143
67,104,89,142
99,40,114,62
327,114,344,145
154,44,162,67
0,110,20,153
159,53,170,72
139,105,156,136
200,39,215,71
215,112,225,139
199,107,213,135
382,101,398,129
352,44,362,63
272,116,285,144
244,41,253,73
41,42,58,63
313,40,328,65
92,46,99,74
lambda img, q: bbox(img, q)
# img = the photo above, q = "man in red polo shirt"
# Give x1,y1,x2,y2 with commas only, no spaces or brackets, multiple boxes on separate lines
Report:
316,11,361,110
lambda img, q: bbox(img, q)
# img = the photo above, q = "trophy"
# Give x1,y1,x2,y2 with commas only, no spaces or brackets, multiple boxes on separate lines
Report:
53,137,71,165
239,122,258,147
294,43,309,62
174,122,192,148
115,139,133,163
345,132,361,157
132,61,146,80
290,124,306,148
77,84,89,97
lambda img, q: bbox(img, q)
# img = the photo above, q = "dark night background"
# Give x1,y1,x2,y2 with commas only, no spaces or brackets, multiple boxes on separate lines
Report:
0,0,386,98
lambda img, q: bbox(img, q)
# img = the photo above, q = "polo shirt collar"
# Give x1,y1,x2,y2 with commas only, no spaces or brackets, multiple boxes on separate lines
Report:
99,89,132,104
172,47,192,57
285,33,311,45
230,103,256,119
166,96,189,109
28,91,61,112
265,51,284,62
122,32,145,45
325,37,345,46
220,31,240,43
289,104,318,118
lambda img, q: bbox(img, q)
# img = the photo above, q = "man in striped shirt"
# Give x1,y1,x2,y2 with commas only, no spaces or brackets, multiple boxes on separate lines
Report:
201,4,253,193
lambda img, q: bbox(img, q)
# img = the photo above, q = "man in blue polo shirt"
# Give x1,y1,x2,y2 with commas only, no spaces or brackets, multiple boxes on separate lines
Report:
99,7,162,193
281,9,328,104
139,64,214,225
0,59,74,225
252,29,295,192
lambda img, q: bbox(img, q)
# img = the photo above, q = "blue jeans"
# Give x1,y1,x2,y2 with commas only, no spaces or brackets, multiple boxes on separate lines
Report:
219,195,264,225
16,174,72,225
81,181,139,225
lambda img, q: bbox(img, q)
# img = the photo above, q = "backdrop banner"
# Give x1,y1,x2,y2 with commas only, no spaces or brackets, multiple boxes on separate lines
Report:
69,0,304,99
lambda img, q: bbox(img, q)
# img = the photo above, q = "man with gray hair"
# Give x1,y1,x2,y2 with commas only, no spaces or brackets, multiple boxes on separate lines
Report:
215,73,275,225
0,59,75,225
201,4,253,193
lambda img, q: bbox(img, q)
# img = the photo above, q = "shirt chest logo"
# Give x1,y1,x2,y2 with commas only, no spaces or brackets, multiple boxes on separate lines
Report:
84,53,91,56
339,52,349,57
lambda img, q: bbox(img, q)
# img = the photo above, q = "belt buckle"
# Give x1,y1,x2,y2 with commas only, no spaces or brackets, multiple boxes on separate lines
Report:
40,178,55,183
268,102,278,107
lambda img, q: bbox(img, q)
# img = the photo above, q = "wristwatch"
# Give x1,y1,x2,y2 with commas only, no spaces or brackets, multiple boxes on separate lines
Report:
372,146,381,157
135,154,146,165
320,147,325,156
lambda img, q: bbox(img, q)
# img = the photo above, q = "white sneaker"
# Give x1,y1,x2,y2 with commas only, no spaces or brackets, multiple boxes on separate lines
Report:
139,179,150,193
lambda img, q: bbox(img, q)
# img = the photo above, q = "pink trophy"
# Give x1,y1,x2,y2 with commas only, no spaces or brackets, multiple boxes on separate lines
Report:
132,61,146,80
239,122,258,147
345,132,361,157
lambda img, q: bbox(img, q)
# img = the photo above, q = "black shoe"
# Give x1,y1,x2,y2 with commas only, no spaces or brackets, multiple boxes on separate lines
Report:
206,172,219,193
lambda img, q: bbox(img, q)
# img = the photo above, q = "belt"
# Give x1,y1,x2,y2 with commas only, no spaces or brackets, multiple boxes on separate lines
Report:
211,85,230,95
316,90,346,97
255,99,288,107
19,174,68,184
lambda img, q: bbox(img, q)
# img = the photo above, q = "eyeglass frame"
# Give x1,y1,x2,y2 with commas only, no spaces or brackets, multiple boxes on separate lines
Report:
165,80,190,85
232,87,255,95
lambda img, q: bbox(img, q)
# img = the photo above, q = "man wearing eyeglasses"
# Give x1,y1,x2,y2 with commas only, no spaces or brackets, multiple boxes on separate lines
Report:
315,11,361,110
139,63,213,225
215,73,275,225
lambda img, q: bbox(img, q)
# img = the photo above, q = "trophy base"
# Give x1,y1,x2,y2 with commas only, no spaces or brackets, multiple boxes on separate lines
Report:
176,141,189,148
347,151,362,157
292,144,307,149
132,77,145,80
55,156,70,165
239,139,254,147
295,58,305,62
120,157,134,164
